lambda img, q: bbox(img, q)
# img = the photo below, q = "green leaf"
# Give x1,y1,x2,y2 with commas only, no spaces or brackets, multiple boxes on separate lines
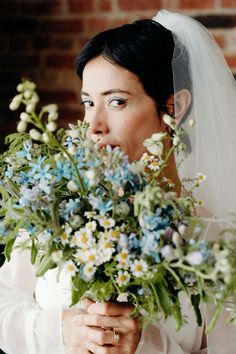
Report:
190,294,202,327
71,277,89,306
4,238,16,261
155,281,172,316
36,245,56,277
172,295,183,331
30,239,37,265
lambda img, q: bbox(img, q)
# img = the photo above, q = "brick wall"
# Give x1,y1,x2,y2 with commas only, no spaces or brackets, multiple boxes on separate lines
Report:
0,0,236,150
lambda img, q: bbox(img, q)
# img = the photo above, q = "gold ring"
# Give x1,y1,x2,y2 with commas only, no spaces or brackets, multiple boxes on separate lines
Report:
112,330,120,345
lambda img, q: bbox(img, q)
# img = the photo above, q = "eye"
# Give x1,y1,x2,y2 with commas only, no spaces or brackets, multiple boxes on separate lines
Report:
81,100,94,109
109,98,127,107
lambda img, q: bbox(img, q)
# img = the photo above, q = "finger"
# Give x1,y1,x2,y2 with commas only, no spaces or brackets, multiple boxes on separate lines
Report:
74,313,139,333
87,302,134,316
69,346,91,354
79,325,115,345
86,341,118,354
82,298,95,309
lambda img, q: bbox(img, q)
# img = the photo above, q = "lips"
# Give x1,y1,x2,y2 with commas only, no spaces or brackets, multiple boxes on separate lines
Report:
97,143,119,149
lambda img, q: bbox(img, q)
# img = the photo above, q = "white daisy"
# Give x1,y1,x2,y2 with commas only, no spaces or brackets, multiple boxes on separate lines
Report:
116,271,131,287
52,250,63,263
99,217,116,229
83,264,97,281
196,173,207,184
85,220,97,232
99,218,115,229
61,224,72,245
81,248,98,265
131,259,148,278
116,249,130,268
64,260,77,276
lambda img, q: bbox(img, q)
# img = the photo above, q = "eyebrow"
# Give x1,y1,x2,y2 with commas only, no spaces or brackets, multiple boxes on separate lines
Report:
81,89,133,97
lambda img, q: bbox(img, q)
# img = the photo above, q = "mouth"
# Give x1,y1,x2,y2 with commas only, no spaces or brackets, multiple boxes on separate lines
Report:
97,143,120,150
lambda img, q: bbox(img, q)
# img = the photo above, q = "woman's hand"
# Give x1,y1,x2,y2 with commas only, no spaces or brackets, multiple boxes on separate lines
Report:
62,299,141,354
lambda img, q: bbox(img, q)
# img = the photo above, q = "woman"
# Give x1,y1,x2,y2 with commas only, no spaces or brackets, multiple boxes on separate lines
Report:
0,10,236,354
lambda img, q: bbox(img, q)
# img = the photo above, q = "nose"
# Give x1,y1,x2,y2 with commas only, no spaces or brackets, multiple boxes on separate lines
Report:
85,106,109,136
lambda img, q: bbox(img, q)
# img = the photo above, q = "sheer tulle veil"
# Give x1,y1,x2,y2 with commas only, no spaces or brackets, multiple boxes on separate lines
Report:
153,10,236,353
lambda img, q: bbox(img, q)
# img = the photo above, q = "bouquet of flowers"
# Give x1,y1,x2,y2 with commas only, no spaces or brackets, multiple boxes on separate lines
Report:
0,80,236,332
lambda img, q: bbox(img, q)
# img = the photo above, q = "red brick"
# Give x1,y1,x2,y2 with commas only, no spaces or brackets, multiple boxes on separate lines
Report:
0,1,21,15
68,0,95,13
0,72,21,86
221,0,236,7
163,0,215,9
77,36,92,49
98,0,112,12
45,54,76,69
212,33,225,48
20,1,62,15
118,0,161,11
38,89,78,104
87,17,128,32
10,36,31,52
0,55,40,70
0,37,9,52
40,19,84,34
32,36,51,50
225,55,236,68
58,107,83,127
52,37,74,51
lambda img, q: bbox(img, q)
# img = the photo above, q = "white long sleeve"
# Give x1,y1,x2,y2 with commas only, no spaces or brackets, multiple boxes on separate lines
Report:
135,290,206,354
0,247,66,354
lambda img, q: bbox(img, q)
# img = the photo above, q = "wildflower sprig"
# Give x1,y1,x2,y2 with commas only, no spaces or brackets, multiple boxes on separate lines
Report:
0,80,235,332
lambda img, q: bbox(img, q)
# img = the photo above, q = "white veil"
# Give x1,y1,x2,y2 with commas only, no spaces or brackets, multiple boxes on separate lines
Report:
153,10,236,354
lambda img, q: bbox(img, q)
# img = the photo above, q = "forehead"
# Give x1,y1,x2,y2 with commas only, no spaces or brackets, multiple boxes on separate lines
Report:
82,56,141,93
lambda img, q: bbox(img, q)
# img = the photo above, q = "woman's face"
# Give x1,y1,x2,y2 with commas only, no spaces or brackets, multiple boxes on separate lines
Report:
81,56,166,162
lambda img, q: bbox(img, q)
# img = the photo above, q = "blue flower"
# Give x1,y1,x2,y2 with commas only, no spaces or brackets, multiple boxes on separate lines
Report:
140,230,162,262
52,161,71,182
88,195,113,215
5,167,13,178
33,164,52,183
128,233,140,251
16,141,32,160
61,198,80,221
29,156,46,175
17,171,32,186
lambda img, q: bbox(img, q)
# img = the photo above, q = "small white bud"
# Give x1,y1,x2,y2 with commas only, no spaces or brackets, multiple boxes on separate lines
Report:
48,112,58,121
26,103,35,114
17,120,27,133
173,135,181,147
67,145,77,155
24,90,32,99
54,153,62,162
31,93,39,104
163,114,173,126
67,129,79,139
28,82,36,91
67,180,79,192
17,83,24,92
29,129,42,141
42,132,50,143
43,104,58,113
46,122,57,132
20,112,30,122
9,94,22,111
188,119,195,127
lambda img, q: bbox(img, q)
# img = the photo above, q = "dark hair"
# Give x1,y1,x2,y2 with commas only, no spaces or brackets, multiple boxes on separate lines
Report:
76,19,188,115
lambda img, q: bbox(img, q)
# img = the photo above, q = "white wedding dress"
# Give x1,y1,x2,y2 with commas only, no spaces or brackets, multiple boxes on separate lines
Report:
0,244,205,354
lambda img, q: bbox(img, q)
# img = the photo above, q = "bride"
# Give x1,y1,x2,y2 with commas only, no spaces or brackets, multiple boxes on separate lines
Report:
0,10,236,354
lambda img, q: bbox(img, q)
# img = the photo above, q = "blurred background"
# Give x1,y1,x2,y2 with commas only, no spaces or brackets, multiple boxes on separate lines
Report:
0,1,236,352
0,0,236,148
